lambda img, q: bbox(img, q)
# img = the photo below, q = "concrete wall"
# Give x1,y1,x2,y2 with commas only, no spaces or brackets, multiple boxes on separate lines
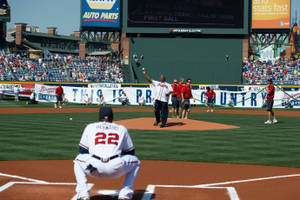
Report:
130,37,243,84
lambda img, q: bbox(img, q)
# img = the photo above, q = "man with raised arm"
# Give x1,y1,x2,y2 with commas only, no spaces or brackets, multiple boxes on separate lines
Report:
142,68,173,128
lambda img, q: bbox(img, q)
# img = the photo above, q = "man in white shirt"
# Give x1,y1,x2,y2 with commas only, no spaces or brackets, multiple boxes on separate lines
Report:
120,92,129,106
73,107,140,200
13,85,19,102
27,89,38,104
98,93,105,106
142,68,173,128
0,84,3,100
138,93,145,106
84,93,90,106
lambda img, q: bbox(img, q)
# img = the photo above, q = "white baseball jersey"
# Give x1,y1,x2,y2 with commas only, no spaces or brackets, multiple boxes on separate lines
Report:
152,80,173,102
99,96,104,104
13,86,19,93
138,96,145,104
84,95,89,103
119,94,128,102
79,122,134,158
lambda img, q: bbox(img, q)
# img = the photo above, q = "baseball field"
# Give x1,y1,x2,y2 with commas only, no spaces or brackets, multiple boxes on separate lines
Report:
1,100,300,200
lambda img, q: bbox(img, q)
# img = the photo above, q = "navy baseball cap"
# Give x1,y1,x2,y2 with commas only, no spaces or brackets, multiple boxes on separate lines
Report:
99,107,113,121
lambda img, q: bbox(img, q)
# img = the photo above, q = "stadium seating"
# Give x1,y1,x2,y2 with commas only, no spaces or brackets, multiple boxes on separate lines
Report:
1,52,299,85
0,53,124,83
242,59,300,85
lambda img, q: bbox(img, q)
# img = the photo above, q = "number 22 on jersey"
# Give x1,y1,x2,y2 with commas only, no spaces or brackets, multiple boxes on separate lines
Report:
95,132,119,146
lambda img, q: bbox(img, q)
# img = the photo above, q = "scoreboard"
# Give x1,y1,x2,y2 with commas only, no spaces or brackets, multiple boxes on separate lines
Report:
123,0,249,34
128,0,243,29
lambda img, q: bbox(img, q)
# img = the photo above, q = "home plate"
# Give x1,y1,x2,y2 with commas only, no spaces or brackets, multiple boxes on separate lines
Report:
98,190,119,196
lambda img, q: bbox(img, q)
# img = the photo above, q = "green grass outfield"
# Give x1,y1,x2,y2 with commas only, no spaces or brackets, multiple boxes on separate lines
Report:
0,100,300,168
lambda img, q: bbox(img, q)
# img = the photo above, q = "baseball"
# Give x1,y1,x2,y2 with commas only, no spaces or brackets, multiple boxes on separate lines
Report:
69,118,73,120
142,67,145,70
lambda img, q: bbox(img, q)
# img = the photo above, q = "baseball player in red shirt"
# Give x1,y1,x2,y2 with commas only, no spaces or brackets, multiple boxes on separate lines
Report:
55,85,64,109
205,87,215,112
264,78,278,124
171,80,178,118
176,78,184,119
181,79,194,119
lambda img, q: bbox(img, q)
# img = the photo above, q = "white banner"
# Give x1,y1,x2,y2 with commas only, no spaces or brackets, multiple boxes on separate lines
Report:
192,88,300,108
35,84,57,102
34,84,300,108
0,83,24,94
0,83,32,97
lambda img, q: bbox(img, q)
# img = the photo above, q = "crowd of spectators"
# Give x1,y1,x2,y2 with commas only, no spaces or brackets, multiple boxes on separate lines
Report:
2,51,300,85
242,58,300,85
0,52,124,83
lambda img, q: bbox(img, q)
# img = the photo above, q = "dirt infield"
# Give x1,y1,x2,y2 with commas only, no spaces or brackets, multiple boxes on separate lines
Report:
153,187,230,200
115,118,239,131
1,160,300,200
0,107,299,117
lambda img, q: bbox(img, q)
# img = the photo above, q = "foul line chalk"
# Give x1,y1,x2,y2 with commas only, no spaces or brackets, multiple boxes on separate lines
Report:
0,172,47,183
194,173,300,187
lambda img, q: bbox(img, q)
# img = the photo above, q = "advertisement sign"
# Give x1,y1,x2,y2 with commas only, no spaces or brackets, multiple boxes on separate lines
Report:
35,85,57,102
34,84,300,109
81,0,120,27
252,0,290,29
170,29,202,34
88,83,121,88
0,83,34,98
0,0,10,22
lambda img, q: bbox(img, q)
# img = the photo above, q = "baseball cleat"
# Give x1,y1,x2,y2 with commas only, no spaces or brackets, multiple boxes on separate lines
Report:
78,197,89,200
160,124,165,128
264,120,272,124
273,119,278,124
153,121,160,126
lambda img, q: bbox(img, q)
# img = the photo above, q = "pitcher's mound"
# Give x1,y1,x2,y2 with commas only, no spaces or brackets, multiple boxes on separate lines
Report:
115,118,239,131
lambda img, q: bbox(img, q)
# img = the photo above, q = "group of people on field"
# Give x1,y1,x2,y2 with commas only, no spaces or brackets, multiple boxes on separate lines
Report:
170,78,193,119
171,79,216,118
54,71,277,127
142,71,195,126
142,68,218,128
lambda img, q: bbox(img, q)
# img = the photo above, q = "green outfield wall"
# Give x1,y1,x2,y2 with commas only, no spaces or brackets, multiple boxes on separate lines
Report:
129,37,243,84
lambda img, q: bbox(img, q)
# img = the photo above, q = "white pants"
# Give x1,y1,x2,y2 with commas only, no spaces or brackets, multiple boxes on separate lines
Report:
74,154,140,199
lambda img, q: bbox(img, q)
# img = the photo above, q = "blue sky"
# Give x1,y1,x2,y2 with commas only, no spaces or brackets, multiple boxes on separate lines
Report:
7,0,300,35
8,0,80,35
